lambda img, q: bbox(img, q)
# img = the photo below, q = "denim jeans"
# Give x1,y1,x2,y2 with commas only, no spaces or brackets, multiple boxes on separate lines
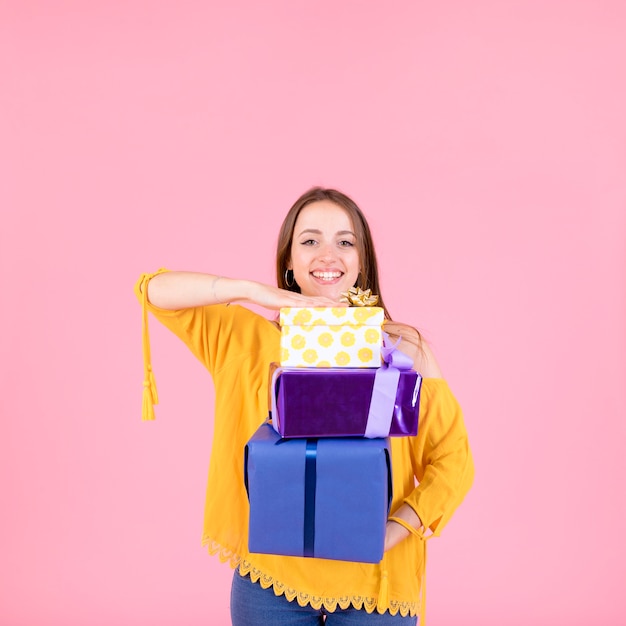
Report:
230,571,418,626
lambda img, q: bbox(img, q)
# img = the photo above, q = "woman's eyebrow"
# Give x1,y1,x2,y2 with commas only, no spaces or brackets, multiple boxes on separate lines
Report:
297,229,356,237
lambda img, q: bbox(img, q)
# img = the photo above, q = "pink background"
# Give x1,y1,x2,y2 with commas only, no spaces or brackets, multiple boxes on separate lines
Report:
2,2,625,624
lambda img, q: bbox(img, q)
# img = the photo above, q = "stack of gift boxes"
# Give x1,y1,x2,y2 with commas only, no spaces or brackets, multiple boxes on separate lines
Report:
244,291,422,564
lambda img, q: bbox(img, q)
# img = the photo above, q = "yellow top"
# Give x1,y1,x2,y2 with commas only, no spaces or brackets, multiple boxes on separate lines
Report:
135,270,474,619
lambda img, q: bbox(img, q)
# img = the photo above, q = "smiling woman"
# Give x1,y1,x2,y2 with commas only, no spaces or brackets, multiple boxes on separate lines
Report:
135,186,474,625
286,200,360,300
277,188,388,315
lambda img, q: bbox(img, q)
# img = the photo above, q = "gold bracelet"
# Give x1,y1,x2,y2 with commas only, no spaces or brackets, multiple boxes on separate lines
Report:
388,516,422,538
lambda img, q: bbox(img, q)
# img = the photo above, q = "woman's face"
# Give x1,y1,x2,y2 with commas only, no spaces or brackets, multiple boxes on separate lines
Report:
287,200,361,301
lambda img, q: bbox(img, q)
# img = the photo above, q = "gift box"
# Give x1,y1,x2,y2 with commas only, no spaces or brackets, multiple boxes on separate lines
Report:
279,307,384,368
269,364,421,438
244,422,392,563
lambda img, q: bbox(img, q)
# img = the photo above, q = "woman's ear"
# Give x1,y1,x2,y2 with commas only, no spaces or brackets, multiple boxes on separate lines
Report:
286,259,292,270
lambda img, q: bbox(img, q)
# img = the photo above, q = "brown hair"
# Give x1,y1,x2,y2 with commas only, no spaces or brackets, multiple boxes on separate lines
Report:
276,187,392,319
276,187,424,349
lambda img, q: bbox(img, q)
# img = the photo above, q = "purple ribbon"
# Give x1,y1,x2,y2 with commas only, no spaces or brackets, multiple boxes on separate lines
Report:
364,332,414,438
270,366,282,434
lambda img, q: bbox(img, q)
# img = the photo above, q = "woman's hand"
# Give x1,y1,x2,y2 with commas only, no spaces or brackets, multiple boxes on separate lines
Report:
384,504,423,552
146,271,344,311
244,281,342,310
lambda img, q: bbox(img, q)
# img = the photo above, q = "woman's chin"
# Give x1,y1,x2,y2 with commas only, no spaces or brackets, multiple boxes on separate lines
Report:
319,287,346,303
302,284,343,302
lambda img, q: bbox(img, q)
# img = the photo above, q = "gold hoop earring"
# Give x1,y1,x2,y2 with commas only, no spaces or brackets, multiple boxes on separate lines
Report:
284,269,295,288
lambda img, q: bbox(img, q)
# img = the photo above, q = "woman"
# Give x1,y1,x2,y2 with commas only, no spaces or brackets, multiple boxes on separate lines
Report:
136,187,474,625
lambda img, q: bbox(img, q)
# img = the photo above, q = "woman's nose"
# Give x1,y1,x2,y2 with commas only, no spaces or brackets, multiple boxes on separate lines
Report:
317,244,336,263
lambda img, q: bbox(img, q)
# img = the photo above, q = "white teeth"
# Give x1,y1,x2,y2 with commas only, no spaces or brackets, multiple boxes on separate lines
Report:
313,271,341,280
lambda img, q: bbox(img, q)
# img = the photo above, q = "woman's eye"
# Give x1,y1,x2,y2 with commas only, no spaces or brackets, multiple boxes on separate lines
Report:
301,239,317,246
339,240,354,247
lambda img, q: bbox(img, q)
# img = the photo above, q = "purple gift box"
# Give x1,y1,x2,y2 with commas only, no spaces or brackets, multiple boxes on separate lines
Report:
269,365,421,438
245,422,392,563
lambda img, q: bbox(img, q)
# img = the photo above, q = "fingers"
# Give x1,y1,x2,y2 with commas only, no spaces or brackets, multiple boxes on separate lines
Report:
253,283,350,310
285,293,347,308
280,289,346,306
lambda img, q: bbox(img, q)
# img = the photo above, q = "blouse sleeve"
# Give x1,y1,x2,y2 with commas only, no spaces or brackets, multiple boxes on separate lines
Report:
133,269,273,420
403,378,474,535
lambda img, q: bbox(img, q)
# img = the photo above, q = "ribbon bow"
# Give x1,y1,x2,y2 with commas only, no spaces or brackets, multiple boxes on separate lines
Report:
340,286,379,306
363,332,415,438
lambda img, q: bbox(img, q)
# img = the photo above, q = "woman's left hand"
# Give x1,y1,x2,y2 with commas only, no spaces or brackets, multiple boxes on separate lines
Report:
384,504,422,551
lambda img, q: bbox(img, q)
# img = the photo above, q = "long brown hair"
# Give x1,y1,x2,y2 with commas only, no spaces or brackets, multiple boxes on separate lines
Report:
276,187,392,319
276,187,424,349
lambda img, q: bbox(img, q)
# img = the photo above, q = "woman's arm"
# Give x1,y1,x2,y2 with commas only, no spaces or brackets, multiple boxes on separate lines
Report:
382,337,472,550
146,271,341,311
384,503,422,551
383,321,443,379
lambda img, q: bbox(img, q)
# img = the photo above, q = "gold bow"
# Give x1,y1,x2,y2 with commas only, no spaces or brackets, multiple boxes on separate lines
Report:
340,286,379,306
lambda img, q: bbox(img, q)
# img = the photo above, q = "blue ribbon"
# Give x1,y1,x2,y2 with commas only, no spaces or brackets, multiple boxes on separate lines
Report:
303,439,318,557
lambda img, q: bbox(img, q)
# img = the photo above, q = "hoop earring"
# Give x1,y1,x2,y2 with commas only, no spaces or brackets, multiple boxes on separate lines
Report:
284,269,295,288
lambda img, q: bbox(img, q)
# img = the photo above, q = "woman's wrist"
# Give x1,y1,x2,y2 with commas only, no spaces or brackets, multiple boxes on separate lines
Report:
211,275,223,303
210,277,258,305
384,504,423,551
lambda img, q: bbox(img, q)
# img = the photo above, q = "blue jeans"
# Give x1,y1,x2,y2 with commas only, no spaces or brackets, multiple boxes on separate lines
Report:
230,571,418,625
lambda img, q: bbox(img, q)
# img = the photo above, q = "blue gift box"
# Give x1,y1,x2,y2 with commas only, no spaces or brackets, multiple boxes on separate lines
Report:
244,422,392,563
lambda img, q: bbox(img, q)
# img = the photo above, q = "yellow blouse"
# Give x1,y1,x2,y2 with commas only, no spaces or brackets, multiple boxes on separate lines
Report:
135,270,474,619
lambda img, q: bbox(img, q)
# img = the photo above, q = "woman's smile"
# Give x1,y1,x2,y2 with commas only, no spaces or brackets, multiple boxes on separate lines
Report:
310,270,343,282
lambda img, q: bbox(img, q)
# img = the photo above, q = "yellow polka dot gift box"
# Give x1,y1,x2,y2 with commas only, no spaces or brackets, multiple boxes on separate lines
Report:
279,306,384,368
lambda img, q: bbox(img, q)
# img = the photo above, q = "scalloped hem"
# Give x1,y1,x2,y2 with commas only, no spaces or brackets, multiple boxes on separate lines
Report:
204,537,242,568
202,538,418,617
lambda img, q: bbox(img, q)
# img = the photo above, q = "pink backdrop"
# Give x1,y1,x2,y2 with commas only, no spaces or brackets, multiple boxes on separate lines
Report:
2,2,625,624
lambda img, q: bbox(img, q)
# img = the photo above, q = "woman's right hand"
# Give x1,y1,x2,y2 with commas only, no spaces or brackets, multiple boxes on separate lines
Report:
146,271,343,311
244,281,342,310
